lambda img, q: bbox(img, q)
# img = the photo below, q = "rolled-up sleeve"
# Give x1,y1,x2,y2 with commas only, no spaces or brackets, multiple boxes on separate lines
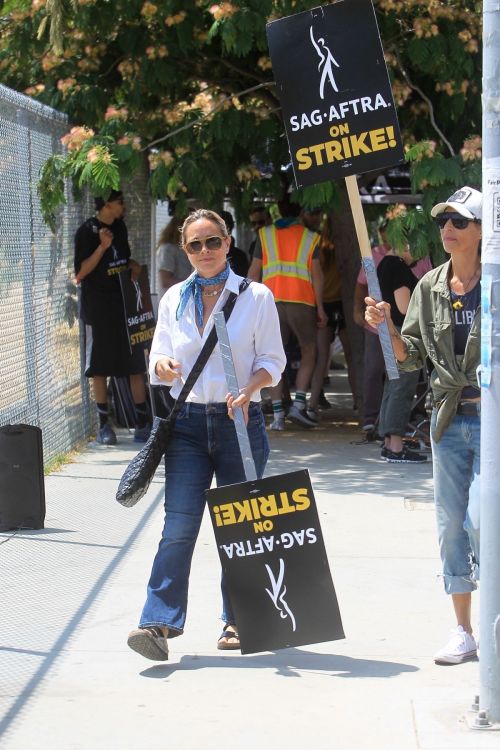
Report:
252,287,286,386
149,294,174,385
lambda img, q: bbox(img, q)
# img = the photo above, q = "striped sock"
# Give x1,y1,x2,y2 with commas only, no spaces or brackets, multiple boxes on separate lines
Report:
272,400,284,418
294,391,307,410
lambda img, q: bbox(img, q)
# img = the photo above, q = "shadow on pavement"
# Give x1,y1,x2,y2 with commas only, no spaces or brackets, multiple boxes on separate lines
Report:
140,648,419,680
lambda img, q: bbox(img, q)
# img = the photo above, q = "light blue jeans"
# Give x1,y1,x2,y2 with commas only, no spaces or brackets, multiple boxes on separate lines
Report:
431,409,480,594
139,402,269,635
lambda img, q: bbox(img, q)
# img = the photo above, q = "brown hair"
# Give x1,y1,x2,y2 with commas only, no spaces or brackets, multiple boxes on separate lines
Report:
180,209,229,247
157,214,185,248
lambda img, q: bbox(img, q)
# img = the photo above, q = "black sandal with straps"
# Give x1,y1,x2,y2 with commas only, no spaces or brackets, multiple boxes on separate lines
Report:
217,625,240,651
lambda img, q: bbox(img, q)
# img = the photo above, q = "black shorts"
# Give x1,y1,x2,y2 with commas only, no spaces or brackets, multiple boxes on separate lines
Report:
324,301,346,336
84,302,145,377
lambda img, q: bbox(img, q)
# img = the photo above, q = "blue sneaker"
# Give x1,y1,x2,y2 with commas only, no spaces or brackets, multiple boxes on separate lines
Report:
134,424,151,443
96,423,117,445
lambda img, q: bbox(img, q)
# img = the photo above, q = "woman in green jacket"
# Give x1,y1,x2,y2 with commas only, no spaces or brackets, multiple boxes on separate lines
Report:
365,186,482,666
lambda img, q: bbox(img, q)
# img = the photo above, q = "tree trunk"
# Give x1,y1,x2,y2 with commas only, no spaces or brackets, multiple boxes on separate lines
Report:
329,180,364,415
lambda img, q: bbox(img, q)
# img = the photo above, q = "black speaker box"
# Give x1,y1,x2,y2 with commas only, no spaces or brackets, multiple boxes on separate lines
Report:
0,424,45,531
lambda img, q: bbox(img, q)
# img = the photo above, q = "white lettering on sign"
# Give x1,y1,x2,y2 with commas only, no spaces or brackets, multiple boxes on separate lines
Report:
219,528,317,559
289,93,390,132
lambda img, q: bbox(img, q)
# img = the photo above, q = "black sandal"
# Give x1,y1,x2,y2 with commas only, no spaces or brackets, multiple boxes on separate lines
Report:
217,625,240,651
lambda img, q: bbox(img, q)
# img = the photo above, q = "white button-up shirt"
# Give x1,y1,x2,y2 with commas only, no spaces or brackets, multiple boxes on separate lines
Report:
149,269,286,403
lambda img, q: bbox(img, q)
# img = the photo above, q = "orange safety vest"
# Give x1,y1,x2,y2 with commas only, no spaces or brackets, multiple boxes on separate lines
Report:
259,224,319,305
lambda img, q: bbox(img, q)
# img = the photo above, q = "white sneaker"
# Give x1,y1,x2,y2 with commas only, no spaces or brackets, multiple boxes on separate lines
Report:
434,626,477,665
269,416,285,431
288,404,316,428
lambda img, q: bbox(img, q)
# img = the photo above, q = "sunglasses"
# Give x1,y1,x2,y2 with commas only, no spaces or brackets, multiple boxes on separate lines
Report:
435,213,479,230
185,235,225,254
250,220,265,228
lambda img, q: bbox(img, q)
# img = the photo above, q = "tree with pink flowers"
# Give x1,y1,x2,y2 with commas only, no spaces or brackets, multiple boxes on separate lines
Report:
0,0,481,255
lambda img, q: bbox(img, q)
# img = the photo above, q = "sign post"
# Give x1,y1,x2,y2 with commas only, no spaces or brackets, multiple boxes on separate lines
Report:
476,0,500,727
207,313,344,654
345,175,400,378
266,0,405,378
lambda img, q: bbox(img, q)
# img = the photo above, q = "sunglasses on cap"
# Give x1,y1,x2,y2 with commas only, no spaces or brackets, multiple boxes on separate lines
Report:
434,212,480,230
185,235,225,254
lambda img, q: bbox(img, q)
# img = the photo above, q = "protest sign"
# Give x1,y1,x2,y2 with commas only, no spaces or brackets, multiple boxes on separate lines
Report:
206,469,344,655
267,0,402,379
266,0,404,188
119,265,156,362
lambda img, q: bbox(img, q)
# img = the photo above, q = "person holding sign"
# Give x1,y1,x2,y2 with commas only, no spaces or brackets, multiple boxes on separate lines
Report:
365,186,482,665
127,209,286,661
74,190,150,445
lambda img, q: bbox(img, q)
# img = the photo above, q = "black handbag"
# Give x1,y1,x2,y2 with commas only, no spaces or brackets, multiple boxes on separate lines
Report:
116,281,249,507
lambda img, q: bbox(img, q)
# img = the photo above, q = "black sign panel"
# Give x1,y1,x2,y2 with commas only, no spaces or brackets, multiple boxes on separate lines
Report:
119,266,156,362
266,0,404,187
206,469,344,655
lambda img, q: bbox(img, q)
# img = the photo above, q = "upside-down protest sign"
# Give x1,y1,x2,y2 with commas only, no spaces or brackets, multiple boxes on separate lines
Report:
207,469,344,655
266,0,404,188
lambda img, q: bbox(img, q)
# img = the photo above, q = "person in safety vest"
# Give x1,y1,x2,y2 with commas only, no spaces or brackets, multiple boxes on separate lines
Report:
248,197,327,430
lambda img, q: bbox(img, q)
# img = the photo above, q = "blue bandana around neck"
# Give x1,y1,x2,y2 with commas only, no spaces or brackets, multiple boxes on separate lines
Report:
176,263,230,327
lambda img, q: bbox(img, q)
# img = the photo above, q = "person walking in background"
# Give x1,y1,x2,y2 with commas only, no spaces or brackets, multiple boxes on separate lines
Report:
219,210,250,278
74,189,150,445
156,213,192,299
353,221,390,437
248,197,327,430
301,206,323,234
308,215,356,422
376,247,426,463
127,209,285,661
365,186,482,665
247,204,272,262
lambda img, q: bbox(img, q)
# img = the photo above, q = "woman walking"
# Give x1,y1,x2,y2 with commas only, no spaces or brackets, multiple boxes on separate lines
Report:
127,209,286,661
365,186,482,665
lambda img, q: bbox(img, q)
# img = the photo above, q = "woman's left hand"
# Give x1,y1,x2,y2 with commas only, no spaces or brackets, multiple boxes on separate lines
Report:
226,389,250,424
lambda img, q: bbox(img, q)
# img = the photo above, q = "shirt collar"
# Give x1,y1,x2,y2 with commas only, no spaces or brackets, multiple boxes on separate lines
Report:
431,260,452,298
225,267,242,294
275,217,301,229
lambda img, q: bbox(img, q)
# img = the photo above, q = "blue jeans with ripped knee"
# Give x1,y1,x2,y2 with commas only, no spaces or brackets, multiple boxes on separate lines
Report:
139,402,269,635
431,409,480,594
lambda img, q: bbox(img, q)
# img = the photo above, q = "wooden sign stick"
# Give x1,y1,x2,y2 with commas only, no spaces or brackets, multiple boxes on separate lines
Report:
345,174,399,380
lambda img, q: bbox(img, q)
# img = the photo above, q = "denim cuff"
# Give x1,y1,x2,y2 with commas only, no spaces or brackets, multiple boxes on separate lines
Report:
139,622,183,638
439,573,478,594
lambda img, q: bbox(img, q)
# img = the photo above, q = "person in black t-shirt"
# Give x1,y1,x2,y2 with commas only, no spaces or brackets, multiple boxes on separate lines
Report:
376,251,426,463
74,190,150,445
219,211,249,278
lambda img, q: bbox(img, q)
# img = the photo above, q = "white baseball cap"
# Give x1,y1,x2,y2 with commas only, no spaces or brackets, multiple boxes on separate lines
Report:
430,186,482,221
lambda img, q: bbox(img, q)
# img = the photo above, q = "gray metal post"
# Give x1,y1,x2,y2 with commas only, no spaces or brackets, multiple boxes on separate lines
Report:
213,311,258,482
480,0,500,723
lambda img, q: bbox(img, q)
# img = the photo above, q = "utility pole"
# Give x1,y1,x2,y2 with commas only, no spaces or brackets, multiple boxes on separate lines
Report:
479,0,500,725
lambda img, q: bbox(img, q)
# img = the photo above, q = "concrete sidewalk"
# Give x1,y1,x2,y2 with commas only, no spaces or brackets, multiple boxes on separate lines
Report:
1,372,496,749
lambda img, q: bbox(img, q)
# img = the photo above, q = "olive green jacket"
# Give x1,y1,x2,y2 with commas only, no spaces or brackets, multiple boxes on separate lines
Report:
399,260,480,442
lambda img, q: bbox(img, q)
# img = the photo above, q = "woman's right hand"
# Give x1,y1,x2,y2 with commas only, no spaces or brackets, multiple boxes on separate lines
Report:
155,357,182,383
364,297,392,328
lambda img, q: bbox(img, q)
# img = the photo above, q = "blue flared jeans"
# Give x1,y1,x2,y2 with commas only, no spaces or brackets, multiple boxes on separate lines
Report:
431,409,480,594
139,402,269,635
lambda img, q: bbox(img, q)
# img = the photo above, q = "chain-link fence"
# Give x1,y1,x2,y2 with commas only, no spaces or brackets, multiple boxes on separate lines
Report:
0,85,153,466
